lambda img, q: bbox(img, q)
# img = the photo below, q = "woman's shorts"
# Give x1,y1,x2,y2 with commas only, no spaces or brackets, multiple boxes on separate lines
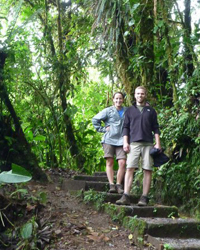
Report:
102,143,126,160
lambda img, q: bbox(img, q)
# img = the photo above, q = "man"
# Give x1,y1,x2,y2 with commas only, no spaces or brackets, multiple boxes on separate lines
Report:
116,86,161,206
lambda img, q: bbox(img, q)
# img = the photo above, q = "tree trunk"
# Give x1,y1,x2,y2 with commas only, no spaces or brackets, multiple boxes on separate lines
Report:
56,0,86,169
160,0,178,107
26,0,86,169
0,50,47,181
183,0,194,77
138,0,155,88
115,16,136,103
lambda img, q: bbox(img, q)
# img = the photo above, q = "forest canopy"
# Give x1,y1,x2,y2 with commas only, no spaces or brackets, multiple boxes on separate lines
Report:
0,0,200,213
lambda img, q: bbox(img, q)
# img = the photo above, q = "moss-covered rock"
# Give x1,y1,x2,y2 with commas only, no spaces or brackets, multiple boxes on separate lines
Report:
83,189,107,210
123,216,147,248
103,203,128,222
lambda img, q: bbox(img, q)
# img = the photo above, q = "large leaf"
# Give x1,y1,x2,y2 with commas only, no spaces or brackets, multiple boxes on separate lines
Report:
21,222,33,239
0,164,32,183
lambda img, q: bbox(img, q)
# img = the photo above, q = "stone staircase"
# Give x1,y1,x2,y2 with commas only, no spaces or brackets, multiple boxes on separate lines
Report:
62,172,200,250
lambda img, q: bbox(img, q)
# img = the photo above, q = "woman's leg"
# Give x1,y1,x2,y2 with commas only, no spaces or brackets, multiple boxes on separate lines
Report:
116,158,126,184
106,157,114,184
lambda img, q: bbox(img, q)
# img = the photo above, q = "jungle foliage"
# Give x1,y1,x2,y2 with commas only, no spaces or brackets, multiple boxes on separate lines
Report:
0,0,200,214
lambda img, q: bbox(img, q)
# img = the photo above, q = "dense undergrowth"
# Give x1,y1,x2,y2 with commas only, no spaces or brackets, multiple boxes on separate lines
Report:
1,0,200,221
145,98,200,217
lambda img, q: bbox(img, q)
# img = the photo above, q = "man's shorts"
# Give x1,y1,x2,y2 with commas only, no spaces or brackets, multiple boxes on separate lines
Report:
102,143,126,160
126,143,153,170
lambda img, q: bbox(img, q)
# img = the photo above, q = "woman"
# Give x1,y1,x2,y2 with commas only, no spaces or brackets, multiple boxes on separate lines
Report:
92,92,127,194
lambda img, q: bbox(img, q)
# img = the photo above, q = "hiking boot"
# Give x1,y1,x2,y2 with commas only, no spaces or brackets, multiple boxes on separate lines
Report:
116,184,124,194
138,195,149,206
116,194,130,205
109,184,117,193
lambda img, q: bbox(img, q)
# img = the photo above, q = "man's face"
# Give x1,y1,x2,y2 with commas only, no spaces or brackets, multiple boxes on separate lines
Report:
134,88,146,105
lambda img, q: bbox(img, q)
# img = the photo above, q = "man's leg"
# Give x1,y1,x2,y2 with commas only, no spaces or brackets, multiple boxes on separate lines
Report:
124,168,135,195
116,144,140,205
138,145,153,206
116,168,135,205
123,144,140,195
138,169,152,206
143,169,152,196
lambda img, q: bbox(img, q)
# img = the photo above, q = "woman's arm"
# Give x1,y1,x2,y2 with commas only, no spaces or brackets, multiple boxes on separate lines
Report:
92,108,108,133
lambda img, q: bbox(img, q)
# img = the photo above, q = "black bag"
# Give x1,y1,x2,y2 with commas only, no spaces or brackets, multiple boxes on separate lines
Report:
150,148,170,167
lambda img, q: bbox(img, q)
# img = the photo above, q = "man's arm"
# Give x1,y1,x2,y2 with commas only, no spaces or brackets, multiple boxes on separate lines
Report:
123,135,130,153
122,108,130,153
154,133,161,149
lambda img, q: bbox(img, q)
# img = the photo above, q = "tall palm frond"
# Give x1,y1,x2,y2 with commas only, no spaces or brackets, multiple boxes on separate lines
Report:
5,0,24,44
87,0,130,53
1,0,43,47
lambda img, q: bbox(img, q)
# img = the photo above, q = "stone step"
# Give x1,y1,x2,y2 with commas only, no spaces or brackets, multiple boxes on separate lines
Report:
74,175,108,182
93,171,118,176
62,179,109,192
62,179,86,191
122,217,200,249
140,217,200,239
123,216,200,243
85,181,109,191
104,203,179,219
93,172,107,176
102,193,139,204
62,173,200,250
147,235,200,250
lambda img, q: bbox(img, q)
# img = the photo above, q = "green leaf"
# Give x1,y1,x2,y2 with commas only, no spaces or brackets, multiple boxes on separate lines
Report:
12,163,32,177
33,135,46,141
10,188,28,197
124,31,130,36
128,19,134,26
39,192,47,204
21,222,33,239
0,164,32,183
131,3,140,13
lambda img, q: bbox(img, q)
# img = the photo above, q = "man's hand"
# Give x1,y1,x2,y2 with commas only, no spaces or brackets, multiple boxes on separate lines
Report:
154,134,161,150
123,135,130,153
154,143,161,150
123,142,130,153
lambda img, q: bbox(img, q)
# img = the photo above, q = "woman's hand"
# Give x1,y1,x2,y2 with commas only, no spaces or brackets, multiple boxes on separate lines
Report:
106,126,110,132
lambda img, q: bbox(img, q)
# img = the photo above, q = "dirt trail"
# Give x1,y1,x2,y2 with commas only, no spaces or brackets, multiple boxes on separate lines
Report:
27,172,142,250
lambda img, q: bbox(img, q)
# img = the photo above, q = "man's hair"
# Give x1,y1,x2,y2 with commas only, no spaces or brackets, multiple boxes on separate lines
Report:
135,86,147,94
113,92,125,99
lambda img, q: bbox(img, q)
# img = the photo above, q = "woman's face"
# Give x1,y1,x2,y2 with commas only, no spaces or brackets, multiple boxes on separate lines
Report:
113,93,124,109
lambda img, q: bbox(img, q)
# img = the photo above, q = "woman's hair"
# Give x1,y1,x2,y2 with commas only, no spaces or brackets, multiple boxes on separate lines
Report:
113,92,125,99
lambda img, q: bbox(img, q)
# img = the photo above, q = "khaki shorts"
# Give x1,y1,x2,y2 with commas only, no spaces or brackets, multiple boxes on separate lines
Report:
102,143,126,160
126,143,153,170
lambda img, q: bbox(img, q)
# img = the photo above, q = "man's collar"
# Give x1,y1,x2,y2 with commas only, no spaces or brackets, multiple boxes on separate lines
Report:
133,102,149,106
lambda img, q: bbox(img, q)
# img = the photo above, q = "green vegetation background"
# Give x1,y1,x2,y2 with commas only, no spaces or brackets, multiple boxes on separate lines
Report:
0,0,200,217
